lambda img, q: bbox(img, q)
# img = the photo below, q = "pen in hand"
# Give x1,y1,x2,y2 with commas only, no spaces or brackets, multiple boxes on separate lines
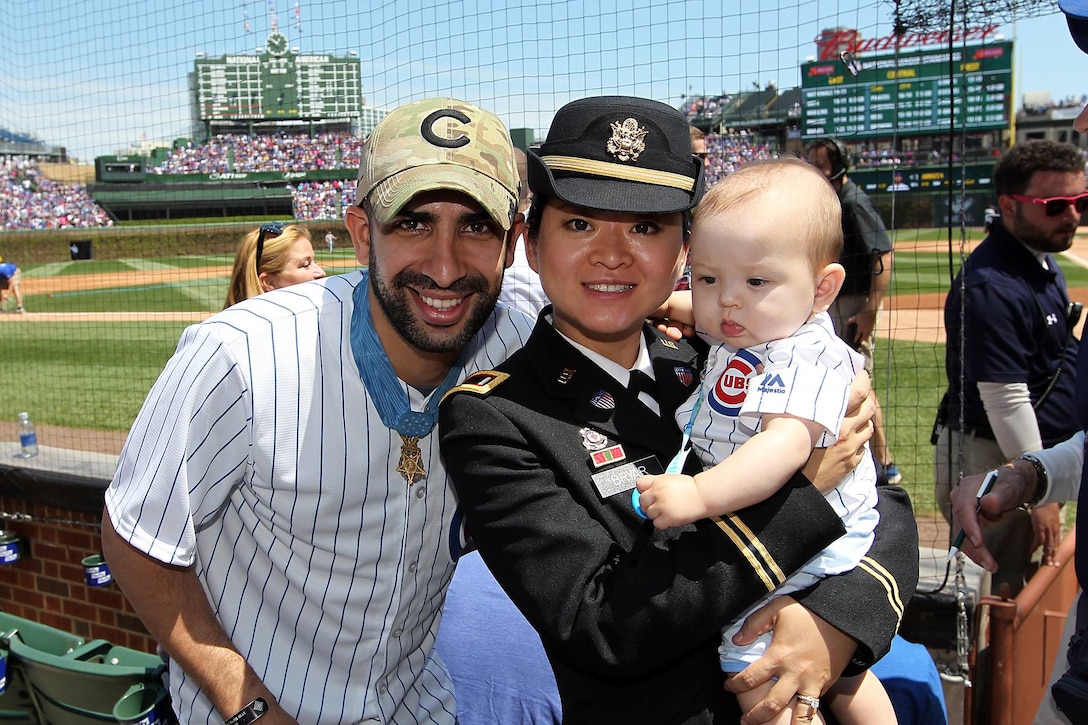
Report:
947,468,999,562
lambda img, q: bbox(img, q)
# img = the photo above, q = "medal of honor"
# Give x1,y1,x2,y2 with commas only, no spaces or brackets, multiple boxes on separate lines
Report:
397,434,426,484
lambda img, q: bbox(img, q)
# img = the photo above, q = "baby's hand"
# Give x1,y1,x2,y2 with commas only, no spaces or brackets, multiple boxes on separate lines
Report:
634,474,707,529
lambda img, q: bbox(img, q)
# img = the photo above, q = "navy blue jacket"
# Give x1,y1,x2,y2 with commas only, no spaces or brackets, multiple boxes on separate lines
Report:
944,220,1079,447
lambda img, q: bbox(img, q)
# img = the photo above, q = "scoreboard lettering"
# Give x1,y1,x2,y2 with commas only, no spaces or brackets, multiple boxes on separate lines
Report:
801,41,1011,139
195,35,362,122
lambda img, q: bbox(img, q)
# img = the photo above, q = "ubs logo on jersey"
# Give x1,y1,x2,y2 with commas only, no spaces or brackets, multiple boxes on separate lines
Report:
708,348,761,416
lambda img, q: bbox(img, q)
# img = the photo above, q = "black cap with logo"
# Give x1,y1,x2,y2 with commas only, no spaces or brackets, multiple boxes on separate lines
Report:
528,96,706,214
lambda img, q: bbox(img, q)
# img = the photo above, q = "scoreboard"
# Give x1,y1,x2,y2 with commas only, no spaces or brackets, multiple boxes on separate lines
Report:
800,41,1012,139
195,32,362,121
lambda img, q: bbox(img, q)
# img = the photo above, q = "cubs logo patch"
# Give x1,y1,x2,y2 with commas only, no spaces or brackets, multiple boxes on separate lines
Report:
708,348,761,416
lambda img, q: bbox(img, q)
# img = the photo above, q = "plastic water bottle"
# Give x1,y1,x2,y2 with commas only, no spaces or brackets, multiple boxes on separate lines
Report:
17,412,38,458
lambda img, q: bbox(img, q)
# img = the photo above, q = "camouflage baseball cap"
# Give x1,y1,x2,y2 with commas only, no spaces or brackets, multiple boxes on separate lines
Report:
357,98,520,230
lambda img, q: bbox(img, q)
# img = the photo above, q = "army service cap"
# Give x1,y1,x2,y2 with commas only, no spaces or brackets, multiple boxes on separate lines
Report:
529,96,706,214
357,98,520,230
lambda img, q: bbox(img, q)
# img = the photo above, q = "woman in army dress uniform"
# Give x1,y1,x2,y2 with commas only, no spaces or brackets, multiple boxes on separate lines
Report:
439,96,918,725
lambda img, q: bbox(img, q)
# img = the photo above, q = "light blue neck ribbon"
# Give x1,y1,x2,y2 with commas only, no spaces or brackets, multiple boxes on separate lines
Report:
349,270,465,437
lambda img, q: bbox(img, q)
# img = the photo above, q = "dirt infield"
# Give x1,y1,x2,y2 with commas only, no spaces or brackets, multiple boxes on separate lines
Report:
20,265,233,296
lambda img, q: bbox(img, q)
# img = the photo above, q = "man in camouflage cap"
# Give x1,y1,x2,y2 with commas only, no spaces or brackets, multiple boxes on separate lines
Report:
356,97,519,230
102,97,534,725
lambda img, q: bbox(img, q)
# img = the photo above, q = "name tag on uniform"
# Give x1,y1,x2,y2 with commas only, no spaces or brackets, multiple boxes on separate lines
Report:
590,454,662,498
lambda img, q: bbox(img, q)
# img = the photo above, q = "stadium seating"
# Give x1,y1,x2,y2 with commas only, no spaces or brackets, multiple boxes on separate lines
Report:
0,612,85,724
0,157,113,230
0,611,173,725
9,636,169,725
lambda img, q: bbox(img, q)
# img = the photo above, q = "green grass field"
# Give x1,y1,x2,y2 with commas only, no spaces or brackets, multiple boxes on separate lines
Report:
0,320,191,431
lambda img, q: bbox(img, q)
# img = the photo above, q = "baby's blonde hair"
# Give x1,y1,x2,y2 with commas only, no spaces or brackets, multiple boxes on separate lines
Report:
694,157,843,271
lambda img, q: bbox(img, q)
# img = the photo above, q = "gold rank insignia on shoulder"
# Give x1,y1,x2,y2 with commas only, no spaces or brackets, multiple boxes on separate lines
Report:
606,118,648,162
660,338,678,349
441,370,510,403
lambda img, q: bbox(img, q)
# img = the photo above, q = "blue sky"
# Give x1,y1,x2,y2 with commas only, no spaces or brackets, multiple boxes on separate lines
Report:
1,0,1083,161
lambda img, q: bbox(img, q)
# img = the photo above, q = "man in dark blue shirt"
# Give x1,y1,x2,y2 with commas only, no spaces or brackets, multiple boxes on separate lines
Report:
936,139,1085,596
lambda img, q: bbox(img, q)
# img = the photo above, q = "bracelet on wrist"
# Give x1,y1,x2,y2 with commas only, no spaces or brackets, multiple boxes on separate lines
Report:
225,697,268,725
1017,453,1048,509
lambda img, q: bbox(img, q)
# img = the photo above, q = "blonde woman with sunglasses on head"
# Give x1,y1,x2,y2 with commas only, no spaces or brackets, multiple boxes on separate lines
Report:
225,222,325,307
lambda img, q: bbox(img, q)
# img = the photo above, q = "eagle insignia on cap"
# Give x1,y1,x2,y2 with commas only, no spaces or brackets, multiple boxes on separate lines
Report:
606,118,648,162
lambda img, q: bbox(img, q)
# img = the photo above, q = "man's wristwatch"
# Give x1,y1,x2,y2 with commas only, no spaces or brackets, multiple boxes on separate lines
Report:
1017,453,1048,508
225,697,268,725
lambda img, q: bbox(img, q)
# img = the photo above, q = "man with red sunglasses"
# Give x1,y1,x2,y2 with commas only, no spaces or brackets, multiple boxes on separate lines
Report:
935,139,1086,598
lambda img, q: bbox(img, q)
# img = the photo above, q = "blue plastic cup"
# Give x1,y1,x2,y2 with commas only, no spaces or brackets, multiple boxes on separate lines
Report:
82,554,113,586
0,535,21,565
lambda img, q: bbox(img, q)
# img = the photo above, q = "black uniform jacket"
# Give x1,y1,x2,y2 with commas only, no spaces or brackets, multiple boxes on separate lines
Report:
439,317,918,724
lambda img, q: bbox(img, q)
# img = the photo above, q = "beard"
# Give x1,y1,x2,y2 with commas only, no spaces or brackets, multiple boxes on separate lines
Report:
368,248,501,354
1007,210,1078,255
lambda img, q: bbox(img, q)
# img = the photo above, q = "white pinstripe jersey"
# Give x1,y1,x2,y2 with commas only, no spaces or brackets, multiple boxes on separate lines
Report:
678,312,879,578
105,271,534,725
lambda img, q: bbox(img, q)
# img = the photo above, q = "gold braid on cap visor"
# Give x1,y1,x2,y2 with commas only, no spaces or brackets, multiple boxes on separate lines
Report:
541,155,695,192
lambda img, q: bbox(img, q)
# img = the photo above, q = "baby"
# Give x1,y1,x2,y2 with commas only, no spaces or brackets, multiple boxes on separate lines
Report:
635,157,896,724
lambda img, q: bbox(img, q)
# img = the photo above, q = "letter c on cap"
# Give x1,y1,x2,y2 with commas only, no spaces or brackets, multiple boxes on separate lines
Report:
421,109,472,148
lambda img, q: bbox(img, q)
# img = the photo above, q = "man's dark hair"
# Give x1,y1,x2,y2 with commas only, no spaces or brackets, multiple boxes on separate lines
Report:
993,140,1086,197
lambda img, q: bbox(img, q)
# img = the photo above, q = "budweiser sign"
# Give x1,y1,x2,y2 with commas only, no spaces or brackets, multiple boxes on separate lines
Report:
815,25,1001,60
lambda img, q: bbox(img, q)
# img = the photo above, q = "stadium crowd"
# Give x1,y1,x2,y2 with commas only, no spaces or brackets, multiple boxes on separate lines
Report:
1023,94,1088,114
0,126,784,228
0,156,113,230
680,93,732,120
700,130,778,185
7,120,1077,230
291,179,357,221
153,131,363,175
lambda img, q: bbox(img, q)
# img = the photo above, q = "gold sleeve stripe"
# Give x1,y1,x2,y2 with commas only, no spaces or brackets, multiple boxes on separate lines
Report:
541,155,696,192
711,514,786,593
856,556,905,622
440,370,510,404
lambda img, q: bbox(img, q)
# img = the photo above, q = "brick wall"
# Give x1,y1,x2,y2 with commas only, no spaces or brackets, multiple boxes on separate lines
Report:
0,492,156,654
